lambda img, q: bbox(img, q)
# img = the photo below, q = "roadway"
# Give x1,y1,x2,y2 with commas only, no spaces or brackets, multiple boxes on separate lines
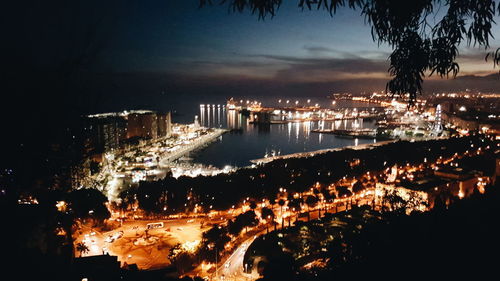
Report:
206,194,376,281
76,217,225,269
215,235,261,281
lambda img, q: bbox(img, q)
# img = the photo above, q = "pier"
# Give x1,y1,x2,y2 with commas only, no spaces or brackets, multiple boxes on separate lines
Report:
311,128,378,139
160,128,228,165
250,140,396,165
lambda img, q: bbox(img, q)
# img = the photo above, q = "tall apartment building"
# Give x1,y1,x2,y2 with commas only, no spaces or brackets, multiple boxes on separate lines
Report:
126,110,158,140
157,111,172,138
84,113,127,154
84,110,171,154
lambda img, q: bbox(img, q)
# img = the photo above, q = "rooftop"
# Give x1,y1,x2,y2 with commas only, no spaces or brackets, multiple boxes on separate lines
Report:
399,177,449,192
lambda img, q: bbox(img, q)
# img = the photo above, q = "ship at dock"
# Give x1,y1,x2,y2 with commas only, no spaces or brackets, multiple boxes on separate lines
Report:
226,97,386,125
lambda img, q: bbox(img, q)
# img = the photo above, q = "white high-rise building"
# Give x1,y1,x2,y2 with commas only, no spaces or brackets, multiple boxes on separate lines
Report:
434,104,443,133
194,115,200,128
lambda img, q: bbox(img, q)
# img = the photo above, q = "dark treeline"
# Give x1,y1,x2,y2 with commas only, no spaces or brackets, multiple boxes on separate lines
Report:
130,136,492,215
243,181,500,281
3,187,111,281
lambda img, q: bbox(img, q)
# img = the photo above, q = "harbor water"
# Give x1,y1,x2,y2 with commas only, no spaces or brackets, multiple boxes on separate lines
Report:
173,97,380,168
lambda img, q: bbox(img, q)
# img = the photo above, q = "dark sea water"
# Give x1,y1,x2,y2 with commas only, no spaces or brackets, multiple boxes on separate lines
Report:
170,96,379,168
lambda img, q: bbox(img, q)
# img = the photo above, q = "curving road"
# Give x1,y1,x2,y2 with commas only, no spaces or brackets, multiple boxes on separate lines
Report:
215,235,261,281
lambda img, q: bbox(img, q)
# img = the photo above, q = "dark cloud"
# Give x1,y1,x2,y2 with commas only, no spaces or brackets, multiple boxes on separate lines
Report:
178,54,390,81
188,60,273,68
303,45,357,58
303,46,337,53
303,45,390,59
257,55,389,81
458,46,500,61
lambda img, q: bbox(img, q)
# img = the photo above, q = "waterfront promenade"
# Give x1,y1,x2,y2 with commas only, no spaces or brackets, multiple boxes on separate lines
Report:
250,139,397,164
160,128,228,165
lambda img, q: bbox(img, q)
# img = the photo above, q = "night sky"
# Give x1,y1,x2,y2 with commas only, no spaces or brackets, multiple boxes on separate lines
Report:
3,0,500,116
105,1,500,78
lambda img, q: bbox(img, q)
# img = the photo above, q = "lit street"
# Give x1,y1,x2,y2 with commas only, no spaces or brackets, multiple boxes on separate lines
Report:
216,235,261,281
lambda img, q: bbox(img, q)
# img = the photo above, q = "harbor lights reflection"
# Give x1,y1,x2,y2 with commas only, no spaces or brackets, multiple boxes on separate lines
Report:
207,104,211,127
212,105,216,127
287,122,292,140
303,121,311,138
200,104,205,127
217,105,221,126
295,122,300,142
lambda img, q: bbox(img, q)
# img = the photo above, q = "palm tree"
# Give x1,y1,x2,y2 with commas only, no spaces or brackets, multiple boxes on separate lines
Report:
305,195,318,212
288,198,302,217
352,180,365,194
278,199,286,217
249,201,257,211
305,195,318,221
76,242,89,257
59,211,77,259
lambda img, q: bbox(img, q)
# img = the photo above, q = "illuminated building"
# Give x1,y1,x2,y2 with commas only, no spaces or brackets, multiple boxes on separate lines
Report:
194,115,200,128
85,114,127,154
434,166,483,198
85,110,171,154
434,104,443,133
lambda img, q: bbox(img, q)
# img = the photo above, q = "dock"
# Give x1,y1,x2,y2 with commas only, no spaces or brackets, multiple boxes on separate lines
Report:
250,140,397,165
160,129,228,165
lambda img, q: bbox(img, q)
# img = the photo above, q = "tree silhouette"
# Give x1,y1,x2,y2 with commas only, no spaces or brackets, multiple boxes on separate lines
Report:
288,197,303,213
249,200,258,210
277,199,286,216
322,188,336,202
76,241,89,257
201,0,500,105
67,188,110,225
199,224,231,262
352,180,366,193
305,195,319,212
168,243,196,274
261,206,275,220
